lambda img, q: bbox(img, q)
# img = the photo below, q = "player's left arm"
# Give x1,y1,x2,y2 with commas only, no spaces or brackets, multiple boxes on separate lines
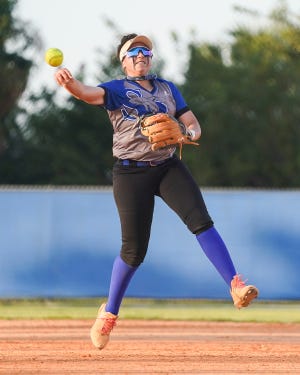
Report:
178,110,201,141
167,81,201,141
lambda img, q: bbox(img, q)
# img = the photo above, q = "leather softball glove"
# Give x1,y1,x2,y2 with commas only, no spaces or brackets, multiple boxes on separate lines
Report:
140,113,198,159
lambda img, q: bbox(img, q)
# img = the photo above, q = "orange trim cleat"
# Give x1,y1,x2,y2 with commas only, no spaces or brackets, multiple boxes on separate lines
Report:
90,303,118,350
230,275,259,309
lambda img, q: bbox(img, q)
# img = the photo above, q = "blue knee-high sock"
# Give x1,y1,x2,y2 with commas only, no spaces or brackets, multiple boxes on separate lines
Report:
196,226,236,286
105,255,138,315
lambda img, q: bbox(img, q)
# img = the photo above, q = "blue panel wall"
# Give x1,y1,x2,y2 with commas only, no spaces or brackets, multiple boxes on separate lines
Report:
0,188,299,299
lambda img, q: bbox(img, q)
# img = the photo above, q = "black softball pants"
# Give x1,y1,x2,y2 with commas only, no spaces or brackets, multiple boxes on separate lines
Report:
112,156,213,267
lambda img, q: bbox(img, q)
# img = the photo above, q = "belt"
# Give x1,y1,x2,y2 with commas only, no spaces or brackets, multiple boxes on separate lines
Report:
117,158,170,167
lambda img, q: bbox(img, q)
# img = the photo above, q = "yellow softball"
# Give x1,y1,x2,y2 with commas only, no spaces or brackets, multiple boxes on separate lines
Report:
45,48,64,67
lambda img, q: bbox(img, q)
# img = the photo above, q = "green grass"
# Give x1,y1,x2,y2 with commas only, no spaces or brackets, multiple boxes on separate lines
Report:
0,298,299,323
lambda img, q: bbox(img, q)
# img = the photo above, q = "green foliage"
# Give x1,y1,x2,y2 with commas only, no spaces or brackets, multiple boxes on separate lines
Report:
0,0,41,119
1,1,300,187
0,0,17,48
181,2,300,187
0,0,41,176
14,86,114,185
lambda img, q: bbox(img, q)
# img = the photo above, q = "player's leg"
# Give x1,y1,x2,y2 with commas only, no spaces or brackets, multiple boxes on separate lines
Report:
158,157,236,284
158,157,258,307
196,226,236,286
90,164,156,349
195,227,257,307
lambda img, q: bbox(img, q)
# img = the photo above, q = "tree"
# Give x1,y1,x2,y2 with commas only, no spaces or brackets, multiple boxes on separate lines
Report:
0,20,166,185
0,0,41,173
180,1,300,187
18,84,114,185
2,1,300,187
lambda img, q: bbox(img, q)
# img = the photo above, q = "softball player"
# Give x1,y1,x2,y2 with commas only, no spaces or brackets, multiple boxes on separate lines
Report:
54,33,258,350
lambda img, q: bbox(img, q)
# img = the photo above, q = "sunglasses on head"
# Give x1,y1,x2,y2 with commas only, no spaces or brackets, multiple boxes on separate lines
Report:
125,46,153,58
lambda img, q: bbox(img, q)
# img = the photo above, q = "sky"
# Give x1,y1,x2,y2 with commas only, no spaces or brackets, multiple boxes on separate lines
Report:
15,0,300,93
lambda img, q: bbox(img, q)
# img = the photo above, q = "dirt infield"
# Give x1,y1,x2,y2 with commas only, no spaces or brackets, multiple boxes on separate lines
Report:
0,320,299,374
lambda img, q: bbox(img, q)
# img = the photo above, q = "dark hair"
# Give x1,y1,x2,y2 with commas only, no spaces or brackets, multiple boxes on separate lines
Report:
117,33,137,58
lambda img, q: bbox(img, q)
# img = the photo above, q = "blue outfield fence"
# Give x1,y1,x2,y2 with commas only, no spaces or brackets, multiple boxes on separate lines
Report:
0,186,299,300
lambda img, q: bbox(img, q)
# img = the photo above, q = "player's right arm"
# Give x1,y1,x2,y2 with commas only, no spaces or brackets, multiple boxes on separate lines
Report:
55,68,105,106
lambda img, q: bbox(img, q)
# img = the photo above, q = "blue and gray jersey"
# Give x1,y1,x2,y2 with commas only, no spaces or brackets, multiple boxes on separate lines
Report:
98,78,189,161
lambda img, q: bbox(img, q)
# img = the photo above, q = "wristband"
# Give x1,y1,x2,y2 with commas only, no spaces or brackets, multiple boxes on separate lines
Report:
188,129,196,140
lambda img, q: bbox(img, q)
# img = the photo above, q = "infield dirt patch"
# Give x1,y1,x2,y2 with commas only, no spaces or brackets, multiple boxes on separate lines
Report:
0,320,299,374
